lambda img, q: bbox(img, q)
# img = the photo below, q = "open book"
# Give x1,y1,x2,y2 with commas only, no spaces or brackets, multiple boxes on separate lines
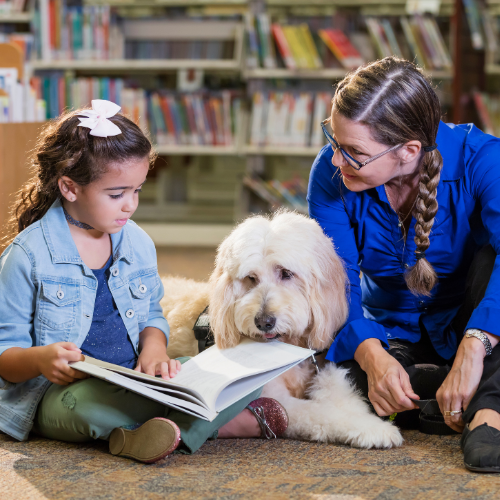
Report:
70,338,314,421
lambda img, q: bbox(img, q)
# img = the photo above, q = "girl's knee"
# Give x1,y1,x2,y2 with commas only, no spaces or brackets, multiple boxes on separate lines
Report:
45,379,111,440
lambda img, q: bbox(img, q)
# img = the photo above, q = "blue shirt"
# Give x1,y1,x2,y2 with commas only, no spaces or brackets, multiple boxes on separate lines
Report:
0,198,169,440
80,255,137,369
307,122,500,364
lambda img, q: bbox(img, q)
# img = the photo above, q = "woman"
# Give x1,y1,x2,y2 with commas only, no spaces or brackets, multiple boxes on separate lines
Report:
308,57,500,472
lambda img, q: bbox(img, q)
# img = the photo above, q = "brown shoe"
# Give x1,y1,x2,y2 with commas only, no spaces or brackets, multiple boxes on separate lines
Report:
246,397,289,439
109,417,181,463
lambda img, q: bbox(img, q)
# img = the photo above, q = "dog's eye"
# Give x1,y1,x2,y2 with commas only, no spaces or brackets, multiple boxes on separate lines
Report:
247,275,257,283
281,269,294,280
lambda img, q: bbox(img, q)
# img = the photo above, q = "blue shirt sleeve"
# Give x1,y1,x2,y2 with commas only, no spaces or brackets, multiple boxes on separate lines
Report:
307,147,389,363
0,243,36,389
145,275,170,344
465,140,500,337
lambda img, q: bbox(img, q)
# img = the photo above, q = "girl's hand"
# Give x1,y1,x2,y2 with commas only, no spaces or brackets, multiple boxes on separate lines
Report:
37,342,88,385
437,336,486,432
355,338,419,416
135,346,181,380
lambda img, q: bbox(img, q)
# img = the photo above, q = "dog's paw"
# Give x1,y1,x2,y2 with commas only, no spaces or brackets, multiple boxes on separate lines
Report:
347,420,403,449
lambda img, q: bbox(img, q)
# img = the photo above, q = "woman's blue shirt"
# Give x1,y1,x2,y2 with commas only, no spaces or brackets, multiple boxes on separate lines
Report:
307,122,500,363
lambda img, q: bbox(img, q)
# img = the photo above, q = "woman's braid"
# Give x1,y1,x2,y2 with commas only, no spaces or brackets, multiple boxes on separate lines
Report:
406,149,443,295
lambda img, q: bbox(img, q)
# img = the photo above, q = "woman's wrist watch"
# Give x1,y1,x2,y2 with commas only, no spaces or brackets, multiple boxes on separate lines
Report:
465,329,493,356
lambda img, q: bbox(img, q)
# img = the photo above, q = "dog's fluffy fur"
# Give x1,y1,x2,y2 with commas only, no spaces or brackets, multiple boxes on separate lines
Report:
162,211,403,449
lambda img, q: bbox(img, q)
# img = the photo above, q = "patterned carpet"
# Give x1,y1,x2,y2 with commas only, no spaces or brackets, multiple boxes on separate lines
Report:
2,430,500,499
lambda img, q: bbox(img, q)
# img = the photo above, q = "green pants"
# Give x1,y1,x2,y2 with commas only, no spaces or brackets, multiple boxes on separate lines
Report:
34,377,262,454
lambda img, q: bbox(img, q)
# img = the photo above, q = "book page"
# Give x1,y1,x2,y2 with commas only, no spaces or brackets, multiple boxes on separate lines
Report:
171,338,314,410
215,360,304,412
78,356,204,401
70,361,217,421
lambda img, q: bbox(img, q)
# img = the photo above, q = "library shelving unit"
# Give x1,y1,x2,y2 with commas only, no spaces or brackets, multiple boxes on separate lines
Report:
3,0,481,244
0,12,32,22
485,0,500,75
243,67,454,80
0,123,45,246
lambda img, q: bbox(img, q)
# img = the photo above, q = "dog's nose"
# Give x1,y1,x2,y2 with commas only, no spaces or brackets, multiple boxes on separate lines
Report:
254,314,276,332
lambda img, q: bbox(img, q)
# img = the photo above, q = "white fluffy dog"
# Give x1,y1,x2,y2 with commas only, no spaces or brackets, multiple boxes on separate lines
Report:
162,211,402,449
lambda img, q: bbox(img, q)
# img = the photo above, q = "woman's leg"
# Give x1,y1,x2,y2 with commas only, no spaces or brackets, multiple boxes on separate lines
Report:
444,245,500,471
34,377,262,454
454,244,500,430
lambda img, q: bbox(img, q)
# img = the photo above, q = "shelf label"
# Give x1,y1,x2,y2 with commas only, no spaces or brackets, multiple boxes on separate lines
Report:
406,0,441,14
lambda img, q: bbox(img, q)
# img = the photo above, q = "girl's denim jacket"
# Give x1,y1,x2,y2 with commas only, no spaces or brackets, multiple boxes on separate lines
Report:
0,199,169,440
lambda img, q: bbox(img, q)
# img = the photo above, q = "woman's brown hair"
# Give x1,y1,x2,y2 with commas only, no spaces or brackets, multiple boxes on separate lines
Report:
333,56,443,296
4,108,156,245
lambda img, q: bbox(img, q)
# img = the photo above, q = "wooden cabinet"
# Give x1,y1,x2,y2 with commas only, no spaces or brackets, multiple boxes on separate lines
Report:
0,123,44,247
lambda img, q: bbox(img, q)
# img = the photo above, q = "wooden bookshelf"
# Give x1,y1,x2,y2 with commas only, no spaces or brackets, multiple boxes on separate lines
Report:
244,145,320,156
85,0,247,5
2,0,476,226
30,59,243,72
137,222,233,246
244,68,454,80
155,145,241,156
485,64,500,75
0,123,45,244
0,12,32,23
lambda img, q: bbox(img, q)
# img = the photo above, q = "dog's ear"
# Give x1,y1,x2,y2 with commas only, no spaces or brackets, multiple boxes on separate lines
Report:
307,244,349,351
208,267,240,350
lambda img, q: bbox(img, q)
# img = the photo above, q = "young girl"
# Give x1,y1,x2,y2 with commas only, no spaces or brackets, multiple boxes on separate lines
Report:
0,100,288,463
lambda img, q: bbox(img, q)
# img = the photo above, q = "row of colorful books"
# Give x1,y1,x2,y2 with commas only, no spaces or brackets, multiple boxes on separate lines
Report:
33,2,123,60
0,32,35,62
124,40,232,61
0,0,28,14
34,75,240,147
367,16,451,70
473,91,500,137
0,68,45,123
243,175,308,213
245,13,452,71
32,2,237,62
463,0,499,52
147,91,240,146
250,91,331,148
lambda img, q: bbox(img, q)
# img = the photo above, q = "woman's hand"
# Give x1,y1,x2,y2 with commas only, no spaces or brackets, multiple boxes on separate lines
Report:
135,327,181,380
437,336,488,432
37,342,89,385
355,338,419,416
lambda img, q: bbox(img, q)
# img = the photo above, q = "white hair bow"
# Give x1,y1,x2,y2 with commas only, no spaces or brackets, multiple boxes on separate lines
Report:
77,99,122,137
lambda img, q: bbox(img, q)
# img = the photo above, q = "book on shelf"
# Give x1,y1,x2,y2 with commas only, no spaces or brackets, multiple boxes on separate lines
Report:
244,12,260,69
462,0,485,50
317,29,364,70
381,19,403,58
472,90,496,136
243,176,308,213
256,13,276,69
365,16,451,70
250,91,325,148
0,0,29,14
0,66,45,122
310,92,333,147
271,23,296,70
366,18,393,58
71,338,314,422
400,17,426,67
481,8,499,54
34,1,122,61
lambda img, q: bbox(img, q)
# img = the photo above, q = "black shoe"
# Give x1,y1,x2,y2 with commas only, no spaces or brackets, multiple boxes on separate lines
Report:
461,423,500,472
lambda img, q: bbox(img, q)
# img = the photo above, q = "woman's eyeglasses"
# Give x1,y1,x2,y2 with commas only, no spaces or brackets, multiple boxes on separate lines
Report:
321,119,402,170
